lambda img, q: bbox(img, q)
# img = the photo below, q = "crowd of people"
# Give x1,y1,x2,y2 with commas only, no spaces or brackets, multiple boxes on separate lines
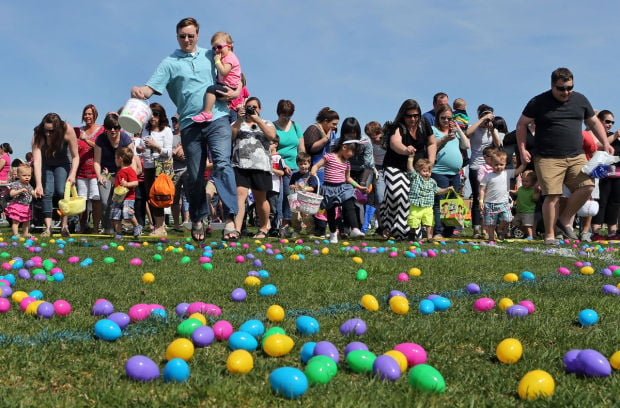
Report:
3,18,619,245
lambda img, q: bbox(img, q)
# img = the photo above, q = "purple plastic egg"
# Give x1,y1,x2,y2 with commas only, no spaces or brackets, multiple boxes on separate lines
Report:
92,300,114,316
18,269,31,279
577,349,612,377
389,290,406,299
563,349,582,373
125,355,160,382
175,303,190,317
313,341,340,364
231,288,247,302
602,284,620,295
372,355,401,381
108,312,131,329
1,285,12,298
191,325,215,347
339,318,367,336
36,301,55,319
506,305,529,317
466,283,480,294
344,341,369,356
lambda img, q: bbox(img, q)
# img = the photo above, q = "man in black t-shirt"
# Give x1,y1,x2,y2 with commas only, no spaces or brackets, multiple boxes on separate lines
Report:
515,67,613,244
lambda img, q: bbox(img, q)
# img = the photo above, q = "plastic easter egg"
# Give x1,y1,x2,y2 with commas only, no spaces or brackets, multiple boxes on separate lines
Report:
578,309,598,326
187,312,206,325
177,318,203,338
262,327,286,346
53,299,71,316
125,355,160,382
141,273,155,283
557,266,571,275
580,266,594,275
313,341,340,363
235,255,245,263
259,284,277,296
231,288,247,302
11,291,27,304
19,296,35,312
361,294,379,311
352,256,363,264
266,304,285,322
602,284,620,295
213,320,234,341
163,358,190,382
517,370,555,400
520,271,535,280
431,296,451,311
473,297,495,312
343,341,368,356
305,358,334,385
269,367,308,399
506,305,529,317
25,300,44,315
610,350,620,370
94,319,122,341
346,349,376,373
227,349,254,374
300,342,317,364
239,319,265,339
191,325,215,347
503,273,519,282
465,283,480,294
228,331,258,351
498,298,514,311
339,318,367,336
389,290,406,299
0,297,10,313
108,312,131,330
36,301,54,318
408,364,446,393
165,338,195,361
419,299,435,315
519,300,536,314
373,355,401,381
29,289,43,300
389,295,409,315
296,315,320,336
577,349,612,377
129,258,142,266
397,272,409,282
92,300,114,317
383,350,408,373
263,334,295,357
496,338,523,364
244,276,261,286
394,343,427,367
563,349,582,373
128,303,151,322
408,267,422,277
356,269,368,280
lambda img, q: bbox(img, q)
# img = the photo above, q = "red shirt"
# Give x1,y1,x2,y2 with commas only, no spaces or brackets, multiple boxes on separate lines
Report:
581,130,597,160
77,126,104,179
114,166,137,200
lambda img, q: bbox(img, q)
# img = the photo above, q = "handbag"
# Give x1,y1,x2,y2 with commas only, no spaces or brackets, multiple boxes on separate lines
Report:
440,190,468,227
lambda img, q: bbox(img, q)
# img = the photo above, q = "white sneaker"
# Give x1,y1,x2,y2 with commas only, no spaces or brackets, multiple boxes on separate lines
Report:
329,232,338,244
580,232,592,242
350,228,365,238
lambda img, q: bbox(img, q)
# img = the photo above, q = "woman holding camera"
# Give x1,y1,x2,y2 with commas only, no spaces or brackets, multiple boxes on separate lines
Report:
231,97,277,240
465,104,503,238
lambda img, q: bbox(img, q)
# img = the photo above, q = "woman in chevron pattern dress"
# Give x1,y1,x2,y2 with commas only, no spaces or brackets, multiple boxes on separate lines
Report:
380,99,436,240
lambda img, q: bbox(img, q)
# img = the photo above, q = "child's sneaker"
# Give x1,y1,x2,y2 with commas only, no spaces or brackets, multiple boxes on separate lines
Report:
349,228,365,238
191,112,213,123
114,233,123,241
133,225,143,238
329,232,339,244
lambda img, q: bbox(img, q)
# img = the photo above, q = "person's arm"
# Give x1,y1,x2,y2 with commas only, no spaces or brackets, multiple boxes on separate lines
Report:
514,161,528,177
31,135,44,198
389,128,415,156
489,128,502,147
346,167,368,192
306,125,330,153
9,185,26,198
120,177,139,188
254,118,276,142
479,184,486,212
426,133,437,165
454,126,470,149
93,145,106,185
407,155,414,171
296,124,307,154
130,86,155,100
65,124,80,184
214,54,232,77
584,116,614,155
465,112,494,137
436,185,454,195
132,152,142,176
516,114,534,164
309,157,325,177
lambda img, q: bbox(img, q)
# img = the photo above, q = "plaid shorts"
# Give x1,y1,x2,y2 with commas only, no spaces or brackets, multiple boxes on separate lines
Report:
110,199,135,221
483,201,513,226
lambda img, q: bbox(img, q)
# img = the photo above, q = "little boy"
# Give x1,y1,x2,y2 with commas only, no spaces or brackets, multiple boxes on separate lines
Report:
479,150,527,241
111,147,141,240
452,98,470,132
289,152,318,236
268,136,285,236
510,170,540,240
407,157,453,242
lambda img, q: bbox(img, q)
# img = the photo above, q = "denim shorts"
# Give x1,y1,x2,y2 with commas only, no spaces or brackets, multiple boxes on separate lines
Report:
110,199,135,220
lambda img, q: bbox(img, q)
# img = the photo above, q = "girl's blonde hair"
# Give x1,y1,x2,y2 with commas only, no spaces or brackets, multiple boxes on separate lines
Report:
211,31,234,50
17,164,32,176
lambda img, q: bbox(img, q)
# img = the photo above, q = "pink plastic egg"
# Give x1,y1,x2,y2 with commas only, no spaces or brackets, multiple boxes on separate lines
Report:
213,320,234,341
473,297,495,312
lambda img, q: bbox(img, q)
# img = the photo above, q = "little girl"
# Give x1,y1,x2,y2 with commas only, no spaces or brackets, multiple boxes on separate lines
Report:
5,165,34,237
310,134,368,244
192,31,242,123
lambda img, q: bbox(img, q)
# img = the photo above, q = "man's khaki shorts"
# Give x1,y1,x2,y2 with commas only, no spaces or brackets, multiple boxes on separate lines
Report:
534,155,594,195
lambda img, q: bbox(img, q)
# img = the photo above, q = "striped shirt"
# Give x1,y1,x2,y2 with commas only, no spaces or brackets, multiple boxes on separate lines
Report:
323,153,349,184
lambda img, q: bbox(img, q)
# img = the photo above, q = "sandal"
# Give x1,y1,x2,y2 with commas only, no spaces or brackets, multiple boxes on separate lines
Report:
40,230,51,237
222,228,240,241
191,222,205,242
61,229,71,238
253,230,269,239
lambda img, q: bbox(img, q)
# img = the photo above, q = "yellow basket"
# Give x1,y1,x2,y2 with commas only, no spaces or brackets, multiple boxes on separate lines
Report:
58,182,86,216
112,186,129,203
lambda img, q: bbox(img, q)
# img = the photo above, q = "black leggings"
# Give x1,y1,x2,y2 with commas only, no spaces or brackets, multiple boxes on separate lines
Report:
327,198,358,232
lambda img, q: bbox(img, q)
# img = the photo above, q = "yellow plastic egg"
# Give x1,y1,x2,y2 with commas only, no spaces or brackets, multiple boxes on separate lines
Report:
503,273,519,283
580,266,594,275
263,334,295,357
188,313,207,325
498,297,514,311
141,272,155,283
408,267,422,277
383,350,408,373
26,300,45,315
289,254,300,261
610,350,620,370
321,248,329,255
227,349,254,374
165,338,195,361
496,338,523,364
11,290,28,304
361,294,379,311
244,276,261,286
389,295,409,315
117,245,125,251
352,256,363,264
266,305,285,322
518,370,555,400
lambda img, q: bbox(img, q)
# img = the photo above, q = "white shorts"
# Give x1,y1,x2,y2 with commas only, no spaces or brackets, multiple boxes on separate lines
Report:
76,178,100,200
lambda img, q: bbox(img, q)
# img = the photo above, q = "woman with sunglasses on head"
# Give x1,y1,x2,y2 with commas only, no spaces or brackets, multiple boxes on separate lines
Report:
465,104,503,239
31,113,79,237
591,110,620,240
381,99,437,240
94,113,136,234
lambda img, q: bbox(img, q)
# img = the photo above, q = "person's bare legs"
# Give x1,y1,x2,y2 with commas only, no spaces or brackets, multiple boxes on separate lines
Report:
542,194,561,240
558,186,594,227
485,224,496,241
253,190,271,233
234,187,248,234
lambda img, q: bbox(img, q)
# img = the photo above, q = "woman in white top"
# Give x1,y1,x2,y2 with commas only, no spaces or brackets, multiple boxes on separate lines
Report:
141,102,173,236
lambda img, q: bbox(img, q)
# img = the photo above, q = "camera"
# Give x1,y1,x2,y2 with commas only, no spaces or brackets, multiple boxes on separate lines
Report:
245,106,256,115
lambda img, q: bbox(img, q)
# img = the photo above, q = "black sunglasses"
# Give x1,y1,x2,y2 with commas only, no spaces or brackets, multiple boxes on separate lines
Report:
555,85,574,92
178,34,195,39
105,125,121,131
404,113,421,119
604,119,615,125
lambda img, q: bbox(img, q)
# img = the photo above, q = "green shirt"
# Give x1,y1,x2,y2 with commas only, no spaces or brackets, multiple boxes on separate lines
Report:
516,186,536,213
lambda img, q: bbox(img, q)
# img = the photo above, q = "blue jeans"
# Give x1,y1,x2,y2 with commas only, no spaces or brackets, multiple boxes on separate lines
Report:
42,164,70,216
468,168,481,227
279,174,292,222
181,117,238,222
431,172,461,237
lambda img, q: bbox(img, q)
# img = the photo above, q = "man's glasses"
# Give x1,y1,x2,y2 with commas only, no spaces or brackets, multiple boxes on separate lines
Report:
178,34,195,39
604,120,615,125
555,85,574,92
212,44,231,51
404,113,420,119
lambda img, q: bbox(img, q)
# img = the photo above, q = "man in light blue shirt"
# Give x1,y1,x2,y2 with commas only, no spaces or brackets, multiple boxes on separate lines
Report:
131,17,239,241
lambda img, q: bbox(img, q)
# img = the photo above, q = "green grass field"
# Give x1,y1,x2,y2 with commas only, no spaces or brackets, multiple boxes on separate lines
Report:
0,230,618,407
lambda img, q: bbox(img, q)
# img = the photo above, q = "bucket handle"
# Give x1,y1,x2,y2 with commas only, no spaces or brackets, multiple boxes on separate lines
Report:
64,181,78,200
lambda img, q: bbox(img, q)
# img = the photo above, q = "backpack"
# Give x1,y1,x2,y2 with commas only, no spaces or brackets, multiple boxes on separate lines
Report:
149,173,175,208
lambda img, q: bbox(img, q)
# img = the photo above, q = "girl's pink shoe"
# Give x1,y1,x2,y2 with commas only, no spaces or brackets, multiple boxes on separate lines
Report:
192,112,213,123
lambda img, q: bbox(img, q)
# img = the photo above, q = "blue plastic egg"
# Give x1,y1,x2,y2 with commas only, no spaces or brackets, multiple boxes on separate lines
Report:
419,299,435,315
163,358,191,382
431,296,451,311
94,319,122,341
578,309,598,326
239,319,265,338
296,316,320,336
520,271,535,280
259,284,277,296
228,331,258,351
269,367,308,399
300,342,317,363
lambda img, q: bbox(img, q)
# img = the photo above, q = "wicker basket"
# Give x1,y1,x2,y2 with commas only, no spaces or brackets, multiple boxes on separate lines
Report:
58,182,86,216
297,176,323,215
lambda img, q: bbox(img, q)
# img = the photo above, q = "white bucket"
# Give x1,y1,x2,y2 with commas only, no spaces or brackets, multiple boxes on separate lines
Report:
118,99,152,134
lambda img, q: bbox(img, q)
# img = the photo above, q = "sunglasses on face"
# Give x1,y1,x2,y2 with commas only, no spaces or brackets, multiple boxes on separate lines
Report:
178,34,195,39
554,85,574,92
439,116,452,121
404,113,420,119
44,128,55,134
105,125,121,131
152,112,160,117
604,119,615,125
212,44,231,51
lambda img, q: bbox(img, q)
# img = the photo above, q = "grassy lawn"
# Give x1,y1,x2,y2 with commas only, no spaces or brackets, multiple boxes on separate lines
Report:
0,229,618,407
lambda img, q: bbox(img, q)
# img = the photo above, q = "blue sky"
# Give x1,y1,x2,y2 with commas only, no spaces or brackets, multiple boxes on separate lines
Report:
2,1,618,160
